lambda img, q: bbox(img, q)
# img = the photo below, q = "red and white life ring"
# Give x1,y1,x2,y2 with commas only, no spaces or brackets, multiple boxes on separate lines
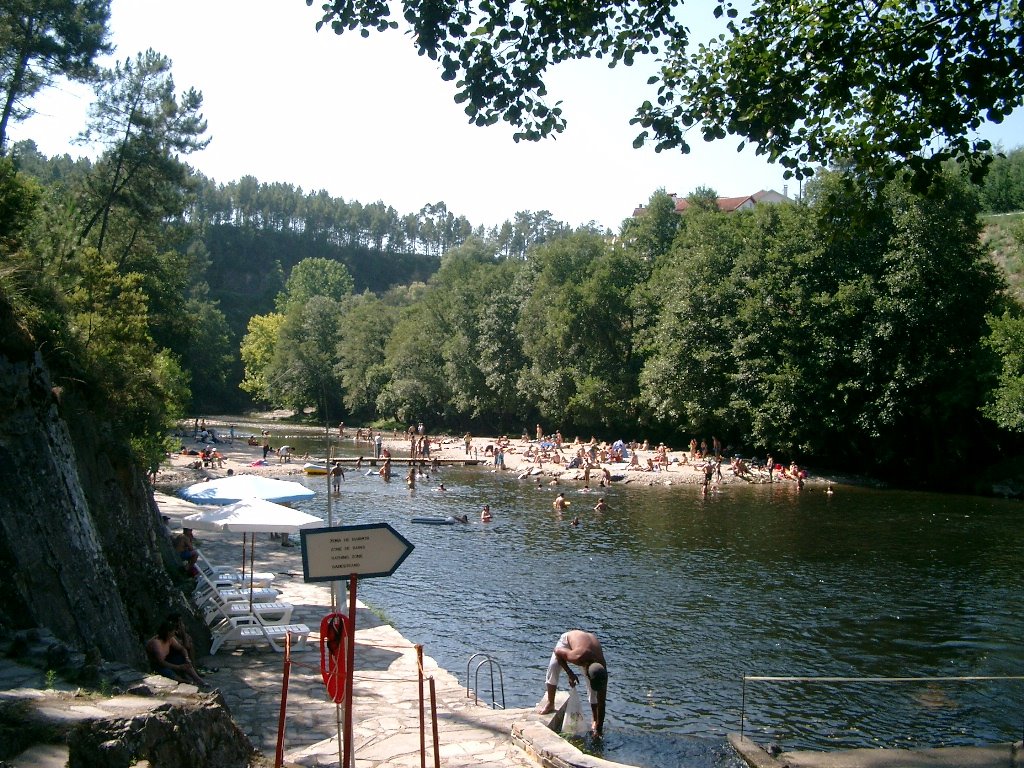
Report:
319,613,349,703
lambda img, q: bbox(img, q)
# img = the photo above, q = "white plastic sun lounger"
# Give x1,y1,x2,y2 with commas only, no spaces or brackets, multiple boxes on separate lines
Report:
194,584,280,606
202,590,294,628
196,550,275,587
210,600,294,626
192,571,279,607
209,613,310,655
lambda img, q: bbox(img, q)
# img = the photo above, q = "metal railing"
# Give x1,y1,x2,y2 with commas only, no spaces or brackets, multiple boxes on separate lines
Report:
466,653,506,709
740,674,1024,743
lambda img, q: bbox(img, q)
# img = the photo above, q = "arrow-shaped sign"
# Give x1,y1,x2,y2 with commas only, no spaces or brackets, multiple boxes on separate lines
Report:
300,523,414,582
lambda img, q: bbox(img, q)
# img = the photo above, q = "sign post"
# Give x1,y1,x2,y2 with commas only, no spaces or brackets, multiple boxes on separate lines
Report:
300,524,414,768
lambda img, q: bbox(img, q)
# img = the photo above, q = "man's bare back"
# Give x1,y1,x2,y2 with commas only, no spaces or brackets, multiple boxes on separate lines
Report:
555,630,606,668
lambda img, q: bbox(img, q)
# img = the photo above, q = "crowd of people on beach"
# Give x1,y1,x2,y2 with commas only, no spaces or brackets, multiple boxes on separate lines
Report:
169,416,814,499
462,426,811,495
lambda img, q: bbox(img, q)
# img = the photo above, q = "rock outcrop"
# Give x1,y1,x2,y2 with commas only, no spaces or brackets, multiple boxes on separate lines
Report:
67,694,257,768
0,630,258,768
0,296,205,666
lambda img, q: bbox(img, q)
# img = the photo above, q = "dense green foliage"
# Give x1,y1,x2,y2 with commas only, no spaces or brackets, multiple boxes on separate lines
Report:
0,43,211,468
311,0,1023,182
978,147,1024,214
230,167,1016,483
640,174,1004,474
3,16,1024,485
984,312,1024,433
8,137,582,412
0,0,112,152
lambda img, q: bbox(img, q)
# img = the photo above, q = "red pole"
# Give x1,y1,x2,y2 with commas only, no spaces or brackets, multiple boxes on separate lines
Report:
343,575,357,768
274,633,293,768
429,676,440,768
417,645,425,768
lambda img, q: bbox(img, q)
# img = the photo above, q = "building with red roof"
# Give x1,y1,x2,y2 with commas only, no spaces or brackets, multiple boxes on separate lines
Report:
631,189,794,218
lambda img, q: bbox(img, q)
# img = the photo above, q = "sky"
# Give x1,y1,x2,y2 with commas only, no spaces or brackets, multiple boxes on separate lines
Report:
11,0,1024,232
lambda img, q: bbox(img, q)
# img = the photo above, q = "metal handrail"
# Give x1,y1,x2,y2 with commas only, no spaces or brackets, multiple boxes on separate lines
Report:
465,652,506,710
740,674,1024,742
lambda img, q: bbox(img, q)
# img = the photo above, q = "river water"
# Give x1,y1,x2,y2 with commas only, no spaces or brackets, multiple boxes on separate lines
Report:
228,425,1024,766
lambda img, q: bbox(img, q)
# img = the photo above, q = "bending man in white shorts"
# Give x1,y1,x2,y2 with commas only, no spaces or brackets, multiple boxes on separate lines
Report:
537,629,608,736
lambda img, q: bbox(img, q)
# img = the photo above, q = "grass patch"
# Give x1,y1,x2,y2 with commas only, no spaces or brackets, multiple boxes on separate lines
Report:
361,600,393,626
983,214,1024,299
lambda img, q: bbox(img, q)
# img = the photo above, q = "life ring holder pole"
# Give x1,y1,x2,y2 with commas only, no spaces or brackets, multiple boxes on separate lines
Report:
274,632,299,768
342,574,358,768
276,626,339,768
416,644,442,768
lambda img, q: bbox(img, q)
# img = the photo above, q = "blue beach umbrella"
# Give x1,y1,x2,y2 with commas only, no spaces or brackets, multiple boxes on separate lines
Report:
179,475,316,505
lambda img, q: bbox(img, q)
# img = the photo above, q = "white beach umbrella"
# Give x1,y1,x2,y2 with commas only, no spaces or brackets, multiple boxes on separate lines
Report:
183,498,323,608
183,497,323,533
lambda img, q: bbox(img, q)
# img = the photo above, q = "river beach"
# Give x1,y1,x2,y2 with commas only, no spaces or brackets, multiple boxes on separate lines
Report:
158,418,814,493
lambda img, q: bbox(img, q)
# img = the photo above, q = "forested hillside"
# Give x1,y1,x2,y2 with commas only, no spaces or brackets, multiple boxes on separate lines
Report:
7,134,1024,485
187,175,574,333
8,136,578,411
2,17,1024,487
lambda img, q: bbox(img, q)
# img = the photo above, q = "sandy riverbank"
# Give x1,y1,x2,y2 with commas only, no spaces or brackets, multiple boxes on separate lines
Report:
156,419,818,494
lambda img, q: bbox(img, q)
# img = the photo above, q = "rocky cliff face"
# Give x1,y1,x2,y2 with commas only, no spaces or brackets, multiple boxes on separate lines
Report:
0,300,194,666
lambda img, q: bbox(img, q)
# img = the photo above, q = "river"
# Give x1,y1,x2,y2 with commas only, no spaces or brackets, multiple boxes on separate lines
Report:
222,423,1024,767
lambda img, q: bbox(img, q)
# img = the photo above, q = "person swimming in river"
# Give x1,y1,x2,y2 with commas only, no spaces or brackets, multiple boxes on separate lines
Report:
481,504,493,523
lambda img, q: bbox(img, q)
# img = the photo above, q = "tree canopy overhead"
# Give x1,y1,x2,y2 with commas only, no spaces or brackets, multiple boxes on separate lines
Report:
0,0,112,153
661,0,1024,182
309,0,1024,181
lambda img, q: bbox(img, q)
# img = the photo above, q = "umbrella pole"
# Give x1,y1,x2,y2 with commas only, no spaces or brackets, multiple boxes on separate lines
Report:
249,535,255,613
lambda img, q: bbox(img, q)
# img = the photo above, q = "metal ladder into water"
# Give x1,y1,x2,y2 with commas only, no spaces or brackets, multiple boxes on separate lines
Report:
466,653,506,709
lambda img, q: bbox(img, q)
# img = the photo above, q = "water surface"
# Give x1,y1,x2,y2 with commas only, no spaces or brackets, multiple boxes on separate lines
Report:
222,424,1024,765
